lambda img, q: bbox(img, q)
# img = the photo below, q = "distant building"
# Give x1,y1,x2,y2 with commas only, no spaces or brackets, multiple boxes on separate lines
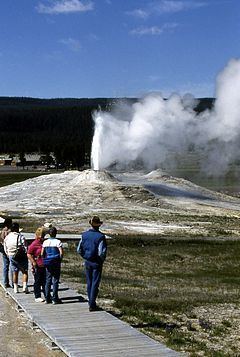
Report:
1,152,56,167
0,155,13,166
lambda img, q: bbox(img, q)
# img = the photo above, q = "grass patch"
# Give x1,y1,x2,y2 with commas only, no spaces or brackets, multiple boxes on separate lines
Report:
0,171,49,188
61,237,240,354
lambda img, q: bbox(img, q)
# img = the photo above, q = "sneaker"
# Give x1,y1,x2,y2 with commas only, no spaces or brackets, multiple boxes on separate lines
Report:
4,283,11,288
44,299,52,304
52,299,63,305
23,287,29,294
89,305,101,312
14,286,19,293
35,297,45,303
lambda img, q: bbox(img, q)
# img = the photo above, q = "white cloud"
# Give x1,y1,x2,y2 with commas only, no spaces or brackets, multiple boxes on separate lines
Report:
128,1,207,20
153,0,207,14
59,37,81,51
37,0,94,14
127,9,149,19
130,22,178,36
130,26,163,36
162,22,178,30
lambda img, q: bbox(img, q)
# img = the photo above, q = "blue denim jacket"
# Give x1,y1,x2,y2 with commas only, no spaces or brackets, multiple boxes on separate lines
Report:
77,228,107,266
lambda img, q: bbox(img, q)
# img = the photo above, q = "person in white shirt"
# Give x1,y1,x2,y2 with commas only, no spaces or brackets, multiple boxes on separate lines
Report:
4,223,28,294
41,227,63,304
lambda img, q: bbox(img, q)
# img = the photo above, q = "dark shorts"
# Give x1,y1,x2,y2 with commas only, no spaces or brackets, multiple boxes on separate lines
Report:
9,256,28,273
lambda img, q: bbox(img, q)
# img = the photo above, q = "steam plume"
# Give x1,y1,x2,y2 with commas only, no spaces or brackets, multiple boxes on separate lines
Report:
91,59,240,176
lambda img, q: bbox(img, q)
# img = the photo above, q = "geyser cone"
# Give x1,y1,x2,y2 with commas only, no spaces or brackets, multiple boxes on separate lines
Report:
71,169,117,184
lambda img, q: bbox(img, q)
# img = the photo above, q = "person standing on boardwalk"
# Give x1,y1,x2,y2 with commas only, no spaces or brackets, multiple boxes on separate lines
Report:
0,217,12,288
27,227,46,302
4,222,28,293
41,227,63,304
77,216,107,311
42,222,52,238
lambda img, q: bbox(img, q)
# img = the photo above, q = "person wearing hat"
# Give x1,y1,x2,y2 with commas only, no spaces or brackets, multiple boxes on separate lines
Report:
27,227,46,302
77,216,107,311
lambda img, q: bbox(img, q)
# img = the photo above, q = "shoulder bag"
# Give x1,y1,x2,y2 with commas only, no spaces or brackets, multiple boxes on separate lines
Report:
12,234,27,262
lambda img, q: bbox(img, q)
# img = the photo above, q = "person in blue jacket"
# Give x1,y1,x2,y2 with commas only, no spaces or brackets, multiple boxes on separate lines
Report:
41,227,63,304
77,216,107,311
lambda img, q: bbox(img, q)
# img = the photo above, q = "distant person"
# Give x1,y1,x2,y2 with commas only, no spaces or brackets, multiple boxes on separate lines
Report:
27,227,46,302
42,222,53,238
4,222,28,293
77,216,107,311
0,217,12,288
41,227,63,304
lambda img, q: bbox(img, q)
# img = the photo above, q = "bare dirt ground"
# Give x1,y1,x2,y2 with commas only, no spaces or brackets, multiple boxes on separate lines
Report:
0,169,239,237
0,289,64,356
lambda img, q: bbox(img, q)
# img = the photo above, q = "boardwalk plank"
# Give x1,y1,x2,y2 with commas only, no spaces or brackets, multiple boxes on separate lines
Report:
65,345,177,356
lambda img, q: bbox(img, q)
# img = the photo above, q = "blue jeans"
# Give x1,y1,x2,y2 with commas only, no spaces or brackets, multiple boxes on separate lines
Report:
2,252,11,286
45,264,61,302
33,266,46,299
85,262,102,308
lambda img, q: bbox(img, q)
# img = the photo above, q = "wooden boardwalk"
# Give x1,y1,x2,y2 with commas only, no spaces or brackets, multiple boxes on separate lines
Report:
0,259,181,356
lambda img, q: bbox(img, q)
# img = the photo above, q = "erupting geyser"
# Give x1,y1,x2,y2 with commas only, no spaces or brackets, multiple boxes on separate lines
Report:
91,58,240,177
91,113,103,171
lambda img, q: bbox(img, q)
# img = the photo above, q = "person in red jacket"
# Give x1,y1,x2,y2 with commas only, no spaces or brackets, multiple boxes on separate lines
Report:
27,227,46,302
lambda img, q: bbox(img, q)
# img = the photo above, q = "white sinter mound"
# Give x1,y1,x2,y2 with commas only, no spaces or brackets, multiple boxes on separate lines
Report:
0,169,239,235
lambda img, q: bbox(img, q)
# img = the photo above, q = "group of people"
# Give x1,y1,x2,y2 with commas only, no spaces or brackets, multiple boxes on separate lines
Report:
0,215,107,311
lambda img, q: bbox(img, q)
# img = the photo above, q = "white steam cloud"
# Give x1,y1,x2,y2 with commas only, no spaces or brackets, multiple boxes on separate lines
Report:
91,59,240,176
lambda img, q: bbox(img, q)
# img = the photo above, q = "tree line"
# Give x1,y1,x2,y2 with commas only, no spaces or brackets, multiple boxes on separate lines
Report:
0,97,214,169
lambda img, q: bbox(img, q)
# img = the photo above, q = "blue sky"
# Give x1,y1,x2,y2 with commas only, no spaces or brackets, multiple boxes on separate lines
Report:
0,0,239,98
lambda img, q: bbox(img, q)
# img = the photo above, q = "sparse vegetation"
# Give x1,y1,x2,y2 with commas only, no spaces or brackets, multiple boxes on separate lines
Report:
62,237,240,355
0,171,49,187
